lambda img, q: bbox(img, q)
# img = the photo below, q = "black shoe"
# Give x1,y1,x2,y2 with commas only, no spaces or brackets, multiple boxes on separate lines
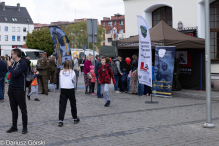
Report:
48,89,51,92
104,101,110,107
74,118,80,124
22,128,28,134
45,93,48,95
85,91,89,94
58,122,63,127
27,95,30,100
6,126,18,133
40,92,45,94
108,101,111,106
34,98,40,101
176,88,182,91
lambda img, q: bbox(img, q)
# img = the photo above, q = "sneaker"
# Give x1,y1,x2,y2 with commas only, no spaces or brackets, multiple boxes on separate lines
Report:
22,128,28,134
58,122,63,127
104,101,110,107
74,118,80,124
34,98,40,101
115,91,121,93
125,91,128,93
92,93,96,95
6,126,18,133
27,95,30,100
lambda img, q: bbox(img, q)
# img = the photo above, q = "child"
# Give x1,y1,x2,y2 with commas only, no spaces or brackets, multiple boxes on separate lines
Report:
90,65,96,95
121,69,128,93
98,56,116,107
58,60,80,127
27,66,40,101
127,70,131,92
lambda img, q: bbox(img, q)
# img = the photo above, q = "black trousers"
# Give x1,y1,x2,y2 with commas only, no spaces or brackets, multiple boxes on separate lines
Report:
59,89,77,121
91,82,95,93
8,88,28,128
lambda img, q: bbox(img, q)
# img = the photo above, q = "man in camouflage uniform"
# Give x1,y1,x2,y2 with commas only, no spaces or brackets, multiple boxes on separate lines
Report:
172,58,181,91
37,52,49,95
50,55,57,84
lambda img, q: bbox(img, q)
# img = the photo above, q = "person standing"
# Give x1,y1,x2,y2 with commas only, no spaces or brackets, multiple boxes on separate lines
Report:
58,60,80,127
50,55,57,85
112,56,123,93
90,66,96,95
95,55,102,98
172,58,181,91
84,55,92,94
129,55,138,94
98,56,116,107
73,54,79,90
121,69,128,93
37,52,49,95
0,58,7,102
27,66,40,101
6,49,29,134
80,56,85,75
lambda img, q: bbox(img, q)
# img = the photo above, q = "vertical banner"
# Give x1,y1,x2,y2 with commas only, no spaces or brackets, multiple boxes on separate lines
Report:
49,26,72,68
137,15,152,87
152,46,176,97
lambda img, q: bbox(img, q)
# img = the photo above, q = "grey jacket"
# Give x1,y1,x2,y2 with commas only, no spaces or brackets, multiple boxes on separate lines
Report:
113,59,122,74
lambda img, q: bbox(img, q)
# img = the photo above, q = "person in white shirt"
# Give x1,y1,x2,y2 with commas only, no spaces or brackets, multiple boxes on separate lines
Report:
58,60,80,127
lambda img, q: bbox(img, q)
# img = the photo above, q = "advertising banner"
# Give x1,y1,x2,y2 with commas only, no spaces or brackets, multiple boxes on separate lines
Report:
152,46,176,97
49,26,72,69
137,15,152,87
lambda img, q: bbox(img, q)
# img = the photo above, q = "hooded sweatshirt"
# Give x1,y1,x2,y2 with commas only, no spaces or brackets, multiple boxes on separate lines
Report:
59,69,76,89
8,57,29,90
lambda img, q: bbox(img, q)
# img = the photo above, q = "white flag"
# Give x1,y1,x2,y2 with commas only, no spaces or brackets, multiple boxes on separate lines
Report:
137,15,152,87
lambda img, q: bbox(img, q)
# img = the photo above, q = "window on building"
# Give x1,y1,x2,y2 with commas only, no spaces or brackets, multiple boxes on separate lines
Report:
114,21,116,25
17,36,20,41
12,36,15,41
119,29,124,34
210,1,219,59
23,27,26,32
12,27,15,32
119,21,123,25
108,38,112,42
108,22,112,26
4,17,7,21
152,6,172,27
103,22,105,26
103,39,105,43
5,26,8,32
108,30,112,34
17,27,20,32
23,36,26,41
5,35,8,41
0,35,1,41
12,18,17,21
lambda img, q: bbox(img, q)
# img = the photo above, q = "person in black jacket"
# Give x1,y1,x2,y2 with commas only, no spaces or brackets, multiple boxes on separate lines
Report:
0,59,7,103
6,49,29,134
95,55,102,98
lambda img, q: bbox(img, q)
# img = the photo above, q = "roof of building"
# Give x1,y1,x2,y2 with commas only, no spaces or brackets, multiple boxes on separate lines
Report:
0,3,34,25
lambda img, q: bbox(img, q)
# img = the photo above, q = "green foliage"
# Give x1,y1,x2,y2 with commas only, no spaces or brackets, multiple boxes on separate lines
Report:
64,21,105,50
26,27,54,56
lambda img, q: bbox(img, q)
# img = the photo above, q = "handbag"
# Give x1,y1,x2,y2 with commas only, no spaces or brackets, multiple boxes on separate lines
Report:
75,67,81,71
87,72,92,79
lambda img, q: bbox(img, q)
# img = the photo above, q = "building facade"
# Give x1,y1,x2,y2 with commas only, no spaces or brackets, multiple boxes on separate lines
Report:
0,2,34,53
101,14,126,46
123,0,219,73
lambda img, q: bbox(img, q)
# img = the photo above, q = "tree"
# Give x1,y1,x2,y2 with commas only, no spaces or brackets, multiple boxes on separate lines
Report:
65,21,105,50
26,27,54,56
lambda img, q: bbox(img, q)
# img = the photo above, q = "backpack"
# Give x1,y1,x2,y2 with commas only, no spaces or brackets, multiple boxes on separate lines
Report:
111,61,119,75
25,64,34,87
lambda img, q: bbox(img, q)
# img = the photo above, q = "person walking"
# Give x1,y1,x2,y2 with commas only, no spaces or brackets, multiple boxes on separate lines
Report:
98,56,116,107
37,52,49,95
6,49,29,134
112,56,123,93
129,55,138,94
95,55,102,98
58,60,80,127
27,66,40,101
84,55,92,94
0,58,7,102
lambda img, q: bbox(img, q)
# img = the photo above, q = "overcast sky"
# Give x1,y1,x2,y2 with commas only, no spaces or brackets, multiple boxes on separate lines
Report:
5,0,125,24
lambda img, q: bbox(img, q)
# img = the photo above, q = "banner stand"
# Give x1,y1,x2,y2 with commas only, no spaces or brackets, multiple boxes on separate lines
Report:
145,89,159,104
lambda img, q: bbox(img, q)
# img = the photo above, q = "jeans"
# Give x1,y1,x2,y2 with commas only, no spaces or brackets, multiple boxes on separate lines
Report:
127,77,130,92
96,76,101,98
137,81,144,96
0,78,4,100
114,75,119,91
121,81,127,92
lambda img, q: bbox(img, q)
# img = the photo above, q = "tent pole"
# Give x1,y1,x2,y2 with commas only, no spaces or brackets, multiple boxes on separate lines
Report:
200,52,202,91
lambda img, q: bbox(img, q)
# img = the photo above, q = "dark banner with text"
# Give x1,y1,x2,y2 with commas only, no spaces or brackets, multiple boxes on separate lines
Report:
49,26,72,69
152,46,175,97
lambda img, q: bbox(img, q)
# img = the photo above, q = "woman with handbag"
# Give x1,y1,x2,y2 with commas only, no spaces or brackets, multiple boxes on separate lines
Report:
84,55,92,94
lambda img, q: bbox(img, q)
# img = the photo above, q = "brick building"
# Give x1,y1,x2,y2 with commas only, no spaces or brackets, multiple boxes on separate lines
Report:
101,14,125,46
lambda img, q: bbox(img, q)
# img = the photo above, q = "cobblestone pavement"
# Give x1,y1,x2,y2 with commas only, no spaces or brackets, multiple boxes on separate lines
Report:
1,74,219,146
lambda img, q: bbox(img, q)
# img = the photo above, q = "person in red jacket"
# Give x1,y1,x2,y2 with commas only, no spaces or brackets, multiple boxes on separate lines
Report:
98,56,116,107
